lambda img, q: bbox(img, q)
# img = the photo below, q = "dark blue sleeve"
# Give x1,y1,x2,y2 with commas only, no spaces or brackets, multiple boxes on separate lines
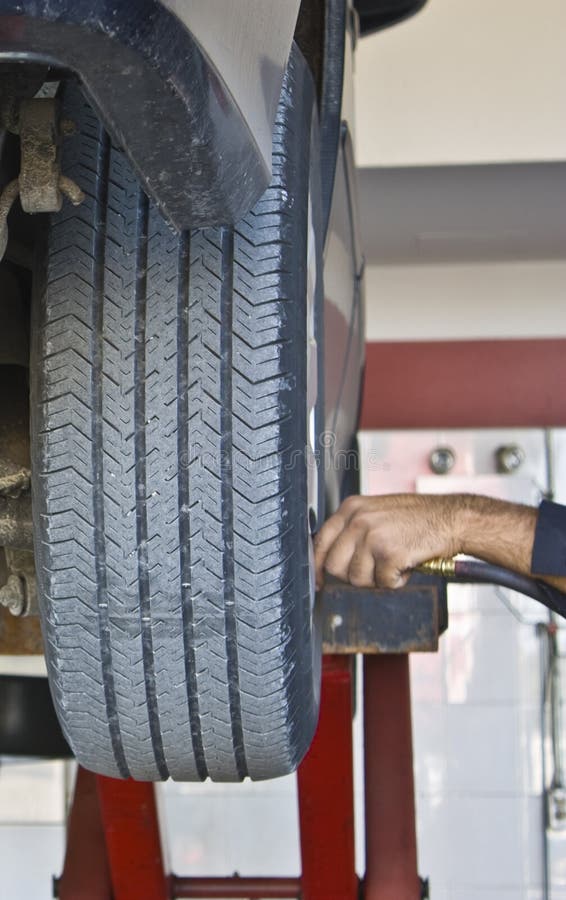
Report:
531,500,566,576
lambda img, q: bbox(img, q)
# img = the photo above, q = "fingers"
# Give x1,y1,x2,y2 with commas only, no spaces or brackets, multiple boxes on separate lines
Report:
314,497,369,588
348,539,411,590
323,525,362,584
347,544,377,587
314,512,346,589
372,556,411,590
314,494,421,591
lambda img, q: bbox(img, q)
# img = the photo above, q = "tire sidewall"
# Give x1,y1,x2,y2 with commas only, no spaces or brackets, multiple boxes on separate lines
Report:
276,48,324,761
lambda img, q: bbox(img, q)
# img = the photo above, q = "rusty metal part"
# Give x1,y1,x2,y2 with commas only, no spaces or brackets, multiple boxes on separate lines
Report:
0,66,48,134
0,549,42,654
0,99,84,260
0,573,26,616
320,573,447,654
58,174,85,206
18,98,85,211
0,607,43,654
0,169,83,262
0,323,33,555
0,178,20,260
2,548,37,616
0,467,30,499
0,368,41,646
0,495,33,551
0,367,31,493
19,97,63,213
1,94,21,134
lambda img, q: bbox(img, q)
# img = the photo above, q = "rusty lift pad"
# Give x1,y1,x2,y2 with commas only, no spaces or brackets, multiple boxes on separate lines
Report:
320,573,448,654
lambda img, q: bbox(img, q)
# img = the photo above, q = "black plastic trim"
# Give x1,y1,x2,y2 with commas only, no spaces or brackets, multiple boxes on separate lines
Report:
0,1,270,230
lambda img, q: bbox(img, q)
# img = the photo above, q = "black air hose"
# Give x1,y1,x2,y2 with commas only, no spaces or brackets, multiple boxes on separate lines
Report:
419,559,566,618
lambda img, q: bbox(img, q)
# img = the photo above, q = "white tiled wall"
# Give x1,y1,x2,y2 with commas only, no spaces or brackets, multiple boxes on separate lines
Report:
0,760,67,900
412,593,549,897
161,774,302,877
361,427,566,899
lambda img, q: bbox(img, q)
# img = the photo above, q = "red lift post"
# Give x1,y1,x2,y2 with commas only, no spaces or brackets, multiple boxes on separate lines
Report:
298,655,359,900
364,655,420,900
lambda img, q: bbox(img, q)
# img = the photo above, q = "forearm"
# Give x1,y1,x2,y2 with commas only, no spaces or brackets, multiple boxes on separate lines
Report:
446,494,566,594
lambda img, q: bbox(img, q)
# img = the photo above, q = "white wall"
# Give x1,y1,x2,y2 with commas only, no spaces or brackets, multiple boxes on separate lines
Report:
364,261,566,342
359,427,566,899
354,0,566,167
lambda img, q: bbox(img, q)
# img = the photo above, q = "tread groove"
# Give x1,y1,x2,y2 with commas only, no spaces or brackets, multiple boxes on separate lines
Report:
91,125,130,779
133,187,169,780
220,226,248,780
177,231,208,781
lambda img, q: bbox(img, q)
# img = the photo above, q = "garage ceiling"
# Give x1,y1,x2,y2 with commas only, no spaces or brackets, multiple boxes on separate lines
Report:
357,163,566,264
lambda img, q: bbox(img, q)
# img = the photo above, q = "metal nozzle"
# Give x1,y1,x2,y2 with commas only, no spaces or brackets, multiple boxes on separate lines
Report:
417,557,456,578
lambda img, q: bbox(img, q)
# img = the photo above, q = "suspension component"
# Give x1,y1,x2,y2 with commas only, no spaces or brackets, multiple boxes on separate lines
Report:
0,96,84,261
0,179,20,261
0,549,37,617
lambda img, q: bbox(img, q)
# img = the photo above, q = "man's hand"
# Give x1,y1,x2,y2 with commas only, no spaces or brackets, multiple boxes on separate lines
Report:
314,494,464,590
314,493,540,591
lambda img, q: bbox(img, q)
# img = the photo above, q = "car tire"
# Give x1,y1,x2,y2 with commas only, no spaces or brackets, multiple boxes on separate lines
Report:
31,45,324,781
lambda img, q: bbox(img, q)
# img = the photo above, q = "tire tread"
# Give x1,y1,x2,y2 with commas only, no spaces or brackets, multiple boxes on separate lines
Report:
31,47,320,781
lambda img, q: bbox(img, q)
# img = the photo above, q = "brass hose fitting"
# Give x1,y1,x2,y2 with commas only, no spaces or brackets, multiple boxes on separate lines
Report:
417,557,457,578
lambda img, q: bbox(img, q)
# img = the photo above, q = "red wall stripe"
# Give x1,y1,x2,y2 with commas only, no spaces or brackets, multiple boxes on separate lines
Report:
360,339,566,430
